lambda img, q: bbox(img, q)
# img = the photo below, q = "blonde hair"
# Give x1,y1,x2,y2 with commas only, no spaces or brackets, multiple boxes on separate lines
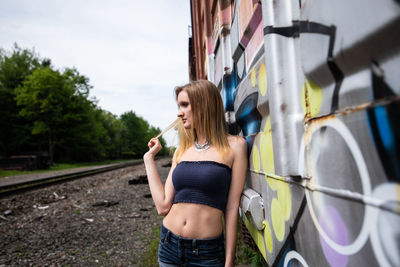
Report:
173,80,230,161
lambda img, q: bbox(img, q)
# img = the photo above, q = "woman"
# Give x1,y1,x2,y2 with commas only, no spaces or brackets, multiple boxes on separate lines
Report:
143,80,247,267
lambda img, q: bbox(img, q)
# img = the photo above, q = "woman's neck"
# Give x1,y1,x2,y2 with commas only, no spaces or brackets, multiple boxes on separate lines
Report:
196,134,208,145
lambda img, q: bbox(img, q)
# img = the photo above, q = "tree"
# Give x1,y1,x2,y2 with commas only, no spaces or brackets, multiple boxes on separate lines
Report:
0,44,41,156
99,110,122,159
2,44,165,164
54,68,102,161
120,111,167,158
15,67,78,164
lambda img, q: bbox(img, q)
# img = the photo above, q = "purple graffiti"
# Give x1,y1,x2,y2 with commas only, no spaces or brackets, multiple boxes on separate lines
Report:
319,205,349,267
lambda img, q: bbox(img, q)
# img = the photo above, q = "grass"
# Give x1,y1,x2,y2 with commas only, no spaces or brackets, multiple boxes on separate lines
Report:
136,225,161,267
235,218,268,267
0,158,138,178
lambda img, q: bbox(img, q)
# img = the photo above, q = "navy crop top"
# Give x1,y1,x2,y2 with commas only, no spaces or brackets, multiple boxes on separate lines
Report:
172,161,232,212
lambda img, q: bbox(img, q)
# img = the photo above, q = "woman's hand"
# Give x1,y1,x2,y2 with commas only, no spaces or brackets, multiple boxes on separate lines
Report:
142,138,175,216
143,138,162,160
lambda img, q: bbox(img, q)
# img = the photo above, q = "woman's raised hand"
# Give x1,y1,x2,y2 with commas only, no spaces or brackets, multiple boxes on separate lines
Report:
143,138,162,160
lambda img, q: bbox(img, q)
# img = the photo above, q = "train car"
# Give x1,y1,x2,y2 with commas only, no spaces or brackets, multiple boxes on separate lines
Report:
188,0,400,266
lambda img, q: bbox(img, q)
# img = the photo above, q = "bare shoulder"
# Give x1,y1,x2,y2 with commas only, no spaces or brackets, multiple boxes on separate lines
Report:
228,134,247,147
227,135,248,176
228,135,247,156
171,149,180,166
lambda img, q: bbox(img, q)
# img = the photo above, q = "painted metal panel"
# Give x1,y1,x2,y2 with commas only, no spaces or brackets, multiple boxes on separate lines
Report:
196,0,400,266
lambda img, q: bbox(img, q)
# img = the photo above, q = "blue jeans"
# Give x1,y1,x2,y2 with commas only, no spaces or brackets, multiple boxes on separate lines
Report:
158,224,225,267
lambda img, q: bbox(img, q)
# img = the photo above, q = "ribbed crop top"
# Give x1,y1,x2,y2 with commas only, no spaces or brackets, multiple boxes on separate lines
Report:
172,161,232,212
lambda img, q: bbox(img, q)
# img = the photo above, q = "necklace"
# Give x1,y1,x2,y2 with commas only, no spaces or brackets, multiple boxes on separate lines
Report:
194,140,210,152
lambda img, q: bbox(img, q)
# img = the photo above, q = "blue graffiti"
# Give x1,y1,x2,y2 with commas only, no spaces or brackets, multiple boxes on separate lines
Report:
374,106,395,151
367,103,400,182
366,67,400,182
235,92,262,151
222,69,238,112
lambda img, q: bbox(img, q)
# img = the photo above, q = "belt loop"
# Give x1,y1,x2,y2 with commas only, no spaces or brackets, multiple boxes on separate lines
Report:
166,230,171,243
192,239,198,255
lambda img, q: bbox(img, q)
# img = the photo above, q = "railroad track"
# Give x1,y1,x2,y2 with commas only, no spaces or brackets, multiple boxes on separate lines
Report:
0,159,143,196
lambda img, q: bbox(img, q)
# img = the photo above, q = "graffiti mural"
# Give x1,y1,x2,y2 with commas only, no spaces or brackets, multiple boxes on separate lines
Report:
189,0,400,266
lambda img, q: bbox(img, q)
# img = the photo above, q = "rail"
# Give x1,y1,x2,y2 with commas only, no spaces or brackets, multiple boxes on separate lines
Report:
0,159,143,196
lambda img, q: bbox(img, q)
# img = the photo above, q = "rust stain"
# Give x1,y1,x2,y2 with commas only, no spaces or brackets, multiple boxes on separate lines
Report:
338,101,373,116
339,96,400,116
303,113,336,133
303,95,400,127
280,103,287,113
300,0,310,12
304,80,311,120
302,113,336,177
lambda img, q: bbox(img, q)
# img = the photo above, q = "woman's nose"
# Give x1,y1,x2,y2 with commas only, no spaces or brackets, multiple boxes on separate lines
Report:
177,110,183,117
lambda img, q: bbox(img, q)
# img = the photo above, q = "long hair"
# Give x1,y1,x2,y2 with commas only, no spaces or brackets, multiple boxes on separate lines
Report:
173,80,230,161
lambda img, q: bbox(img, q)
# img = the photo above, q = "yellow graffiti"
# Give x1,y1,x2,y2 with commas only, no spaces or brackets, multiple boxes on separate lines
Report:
263,220,273,253
252,144,260,173
301,79,322,117
251,68,257,87
277,181,292,221
271,198,285,241
244,213,267,260
266,177,279,191
258,63,268,96
266,177,292,242
260,117,274,174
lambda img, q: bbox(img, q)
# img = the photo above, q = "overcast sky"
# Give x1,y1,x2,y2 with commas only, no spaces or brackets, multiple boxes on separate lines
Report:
0,0,191,146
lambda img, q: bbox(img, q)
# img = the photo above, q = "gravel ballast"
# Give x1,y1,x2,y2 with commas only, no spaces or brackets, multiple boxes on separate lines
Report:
0,157,171,266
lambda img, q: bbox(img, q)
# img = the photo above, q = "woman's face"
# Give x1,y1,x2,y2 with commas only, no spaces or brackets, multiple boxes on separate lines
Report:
177,90,192,129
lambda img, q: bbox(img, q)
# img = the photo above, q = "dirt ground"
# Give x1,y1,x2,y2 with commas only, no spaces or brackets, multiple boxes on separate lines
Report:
0,157,172,267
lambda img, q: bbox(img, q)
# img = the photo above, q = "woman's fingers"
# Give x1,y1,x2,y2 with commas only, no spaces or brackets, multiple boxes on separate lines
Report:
148,138,157,148
148,138,162,151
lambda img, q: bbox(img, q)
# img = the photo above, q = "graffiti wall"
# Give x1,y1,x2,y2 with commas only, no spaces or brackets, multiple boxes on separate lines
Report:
190,0,400,266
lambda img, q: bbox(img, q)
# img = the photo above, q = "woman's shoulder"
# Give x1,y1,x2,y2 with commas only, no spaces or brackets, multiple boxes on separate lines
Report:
227,135,247,153
227,134,246,144
227,135,248,170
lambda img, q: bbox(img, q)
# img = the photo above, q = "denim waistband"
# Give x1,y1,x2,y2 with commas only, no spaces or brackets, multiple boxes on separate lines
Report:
161,224,224,248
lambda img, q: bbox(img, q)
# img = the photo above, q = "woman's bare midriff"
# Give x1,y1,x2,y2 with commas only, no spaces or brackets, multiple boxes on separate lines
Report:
163,203,224,239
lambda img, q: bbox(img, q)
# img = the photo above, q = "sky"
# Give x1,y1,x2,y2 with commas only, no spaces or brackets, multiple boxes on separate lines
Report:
0,0,191,146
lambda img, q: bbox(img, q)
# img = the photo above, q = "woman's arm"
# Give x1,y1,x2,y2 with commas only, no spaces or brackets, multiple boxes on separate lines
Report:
224,137,248,267
143,138,176,216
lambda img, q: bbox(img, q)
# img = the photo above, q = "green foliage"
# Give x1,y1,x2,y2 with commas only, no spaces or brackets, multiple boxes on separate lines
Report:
120,111,168,158
0,44,168,164
99,110,122,159
235,218,269,267
0,44,41,156
251,252,269,267
14,66,95,163
137,226,161,267
235,217,267,266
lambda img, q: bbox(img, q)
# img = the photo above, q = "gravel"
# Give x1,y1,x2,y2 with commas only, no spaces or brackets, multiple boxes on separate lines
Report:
0,157,171,266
